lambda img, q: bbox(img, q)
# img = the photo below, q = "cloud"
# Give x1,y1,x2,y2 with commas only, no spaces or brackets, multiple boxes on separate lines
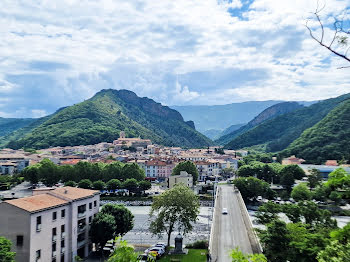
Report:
0,0,349,118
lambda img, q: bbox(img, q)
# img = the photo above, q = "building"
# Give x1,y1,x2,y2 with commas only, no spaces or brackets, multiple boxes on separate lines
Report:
282,155,305,165
167,171,193,189
113,131,152,150
0,154,30,173
0,187,100,262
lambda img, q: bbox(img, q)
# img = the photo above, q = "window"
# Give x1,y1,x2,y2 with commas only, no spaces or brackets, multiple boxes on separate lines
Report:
52,227,57,242
52,211,57,221
89,202,92,210
36,250,41,260
88,216,92,224
36,216,42,232
61,224,65,233
16,235,23,246
93,200,97,207
52,243,56,252
60,255,65,262
61,209,65,218
61,239,65,248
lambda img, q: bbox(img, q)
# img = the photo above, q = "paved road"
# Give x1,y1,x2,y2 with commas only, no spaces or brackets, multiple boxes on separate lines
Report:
211,185,253,262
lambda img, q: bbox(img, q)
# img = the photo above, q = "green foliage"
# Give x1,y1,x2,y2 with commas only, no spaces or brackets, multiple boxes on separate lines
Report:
38,158,60,186
291,184,312,202
90,213,117,251
101,204,134,236
224,94,350,158
107,179,122,191
78,179,92,189
317,240,350,262
108,237,138,262
64,180,76,187
308,169,323,189
313,185,329,201
172,161,199,184
256,201,281,224
329,191,342,204
233,177,274,201
0,236,15,262
237,161,282,184
185,240,208,249
22,165,39,184
92,180,106,190
285,99,350,163
230,247,267,262
326,168,350,198
149,184,200,246
122,179,138,194
281,165,305,180
138,180,152,192
280,172,295,193
4,89,212,149
330,223,350,244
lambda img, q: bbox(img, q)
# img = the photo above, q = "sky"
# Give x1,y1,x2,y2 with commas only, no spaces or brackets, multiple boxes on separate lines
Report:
0,0,349,118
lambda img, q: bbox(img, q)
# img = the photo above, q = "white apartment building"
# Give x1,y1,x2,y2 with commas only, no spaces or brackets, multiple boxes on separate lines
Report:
0,187,100,262
167,171,193,189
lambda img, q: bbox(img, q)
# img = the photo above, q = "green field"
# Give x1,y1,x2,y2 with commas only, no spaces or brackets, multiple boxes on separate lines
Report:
158,249,208,262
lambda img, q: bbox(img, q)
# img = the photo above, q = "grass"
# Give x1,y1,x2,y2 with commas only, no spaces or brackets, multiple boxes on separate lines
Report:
158,249,208,262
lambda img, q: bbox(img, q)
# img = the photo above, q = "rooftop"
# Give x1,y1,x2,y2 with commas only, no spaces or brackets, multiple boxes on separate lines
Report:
51,186,99,200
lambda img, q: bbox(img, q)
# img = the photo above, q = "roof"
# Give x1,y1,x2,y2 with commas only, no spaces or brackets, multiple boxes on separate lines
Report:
5,194,68,213
51,186,99,200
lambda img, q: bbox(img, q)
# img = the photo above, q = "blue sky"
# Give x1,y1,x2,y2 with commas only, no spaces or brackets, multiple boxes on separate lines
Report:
0,0,349,118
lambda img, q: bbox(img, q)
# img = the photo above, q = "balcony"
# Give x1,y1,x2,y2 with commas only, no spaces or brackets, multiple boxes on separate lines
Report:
78,225,86,234
52,235,57,243
61,232,65,240
77,212,86,218
52,251,57,258
36,224,42,232
61,248,65,254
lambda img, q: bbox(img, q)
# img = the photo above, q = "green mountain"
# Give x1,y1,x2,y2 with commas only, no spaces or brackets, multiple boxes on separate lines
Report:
0,117,36,137
284,98,350,163
4,89,212,149
217,102,303,145
224,93,350,152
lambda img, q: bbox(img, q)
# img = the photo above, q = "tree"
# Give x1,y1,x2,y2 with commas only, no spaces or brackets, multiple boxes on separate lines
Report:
233,177,273,201
138,180,152,193
101,204,134,236
291,183,312,202
149,184,200,246
298,201,337,228
280,172,295,193
121,163,145,181
313,185,329,202
108,238,138,262
306,3,350,68
230,247,267,262
78,179,92,189
256,201,281,225
0,237,15,262
38,159,60,186
172,161,199,184
326,168,350,196
107,179,122,192
92,180,106,190
221,167,235,179
259,220,290,262
122,179,138,195
308,169,323,189
102,162,123,182
330,223,350,244
64,180,76,187
329,191,342,204
22,165,39,184
58,165,75,182
282,204,302,223
90,213,117,252
281,165,305,180
317,240,350,262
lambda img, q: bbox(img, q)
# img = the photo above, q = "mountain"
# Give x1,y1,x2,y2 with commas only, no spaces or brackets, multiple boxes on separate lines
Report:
224,93,350,152
0,117,36,137
284,98,350,163
216,102,303,145
171,101,284,132
3,89,212,149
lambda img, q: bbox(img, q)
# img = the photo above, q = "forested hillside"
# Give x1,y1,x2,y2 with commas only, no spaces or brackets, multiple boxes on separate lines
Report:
224,93,350,151
217,102,303,145
284,99,350,163
4,89,212,149
0,118,36,137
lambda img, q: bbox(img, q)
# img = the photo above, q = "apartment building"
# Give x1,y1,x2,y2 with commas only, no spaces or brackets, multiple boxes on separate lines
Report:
0,187,100,262
167,171,193,189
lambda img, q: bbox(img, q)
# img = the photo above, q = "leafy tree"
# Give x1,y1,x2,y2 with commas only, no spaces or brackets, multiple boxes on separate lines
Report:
330,223,350,244
64,180,76,187
101,204,134,237
107,179,122,192
92,180,106,190
0,237,15,262
256,201,281,225
22,165,39,184
78,179,93,189
58,165,75,182
221,167,235,178
280,172,295,193
172,161,199,184
291,183,312,202
233,177,273,201
329,191,342,205
259,220,290,262
149,184,200,246
38,159,60,186
282,204,302,223
108,237,138,262
281,165,305,180
121,163,145,181
138,180,152,192
313,185,329,202
326,168,350,197
122,179,138,194
308,169,323,189
298,201,337,228
90,213,117,252
102,162,123,182
317,240,350,262
230,247,267,262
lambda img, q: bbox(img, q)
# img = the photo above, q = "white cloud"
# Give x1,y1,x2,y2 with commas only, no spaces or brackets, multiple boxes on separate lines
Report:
0,0,349,117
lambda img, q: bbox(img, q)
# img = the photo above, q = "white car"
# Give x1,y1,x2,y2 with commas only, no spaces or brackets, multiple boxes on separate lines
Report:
154,243,166,249
145,247,165,257
222,208,228,214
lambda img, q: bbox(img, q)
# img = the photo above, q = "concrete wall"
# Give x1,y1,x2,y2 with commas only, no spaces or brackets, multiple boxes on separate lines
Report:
0,203,31,262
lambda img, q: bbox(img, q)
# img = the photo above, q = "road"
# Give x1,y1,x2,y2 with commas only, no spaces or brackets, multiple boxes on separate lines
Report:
211,185,253,262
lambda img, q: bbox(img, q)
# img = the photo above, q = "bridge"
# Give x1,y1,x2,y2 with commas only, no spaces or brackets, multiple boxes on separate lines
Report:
209,185,262,262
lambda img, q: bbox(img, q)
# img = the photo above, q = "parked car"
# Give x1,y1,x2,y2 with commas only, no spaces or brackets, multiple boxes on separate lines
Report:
222,208,228,214
137,253,155,262
145,247,165,258
154,243,166,249
257,196,263,201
